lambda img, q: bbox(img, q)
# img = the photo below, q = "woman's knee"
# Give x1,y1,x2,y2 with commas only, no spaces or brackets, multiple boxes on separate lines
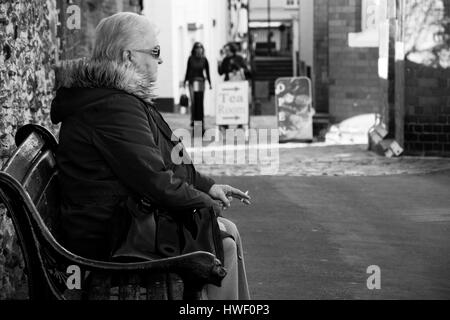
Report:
218,217,240,240
222,237,237,266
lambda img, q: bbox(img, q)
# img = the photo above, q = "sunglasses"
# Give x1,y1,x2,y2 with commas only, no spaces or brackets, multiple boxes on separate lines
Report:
134,45,162,62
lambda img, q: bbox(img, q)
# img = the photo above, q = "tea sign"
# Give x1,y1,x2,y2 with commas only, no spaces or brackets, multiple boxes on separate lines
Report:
216,81,249,126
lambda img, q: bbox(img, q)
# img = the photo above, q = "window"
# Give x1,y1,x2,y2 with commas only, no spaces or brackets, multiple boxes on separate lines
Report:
284,0,299,9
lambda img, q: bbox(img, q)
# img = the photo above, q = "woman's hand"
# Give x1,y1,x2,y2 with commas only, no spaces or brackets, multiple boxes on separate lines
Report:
208,184,251,210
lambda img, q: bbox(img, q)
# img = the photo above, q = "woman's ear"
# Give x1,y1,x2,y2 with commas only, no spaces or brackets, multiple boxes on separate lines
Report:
122,50,132,64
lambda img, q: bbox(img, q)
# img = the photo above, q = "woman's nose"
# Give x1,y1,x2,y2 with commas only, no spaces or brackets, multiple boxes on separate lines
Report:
158,57,164,65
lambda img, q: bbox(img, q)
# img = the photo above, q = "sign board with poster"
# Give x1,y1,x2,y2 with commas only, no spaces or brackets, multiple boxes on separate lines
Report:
276,77,315,142
216,81,249,126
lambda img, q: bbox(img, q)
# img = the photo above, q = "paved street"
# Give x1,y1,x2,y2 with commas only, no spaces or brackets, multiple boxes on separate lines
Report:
164,112,450,299
192,144,450,177
164,113,450,177
219,171,450,300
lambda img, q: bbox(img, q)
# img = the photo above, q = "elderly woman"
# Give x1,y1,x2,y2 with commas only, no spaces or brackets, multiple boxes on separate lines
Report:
51,12,250,300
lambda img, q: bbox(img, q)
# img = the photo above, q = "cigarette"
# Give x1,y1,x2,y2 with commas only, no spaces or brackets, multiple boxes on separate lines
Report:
241,191,249,202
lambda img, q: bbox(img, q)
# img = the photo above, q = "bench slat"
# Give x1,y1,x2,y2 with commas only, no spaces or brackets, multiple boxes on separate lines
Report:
146,274,168,300
20,150,61,237
118,274,141,300
3,133,45,183
167,273,184,300
23,150,56,204
36,175,61,238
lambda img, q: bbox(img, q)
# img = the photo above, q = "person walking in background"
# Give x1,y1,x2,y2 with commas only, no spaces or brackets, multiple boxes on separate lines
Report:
184,42,212,134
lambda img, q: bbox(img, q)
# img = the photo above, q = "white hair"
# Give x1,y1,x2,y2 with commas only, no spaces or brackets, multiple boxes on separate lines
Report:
92,12,155,62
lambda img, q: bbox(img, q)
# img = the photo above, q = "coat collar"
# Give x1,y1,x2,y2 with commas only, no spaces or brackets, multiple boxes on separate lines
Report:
53,59,179,144
54,58,156,104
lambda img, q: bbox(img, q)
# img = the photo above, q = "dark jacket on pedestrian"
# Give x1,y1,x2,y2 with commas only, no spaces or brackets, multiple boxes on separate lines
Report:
51,59,216,261
218,54,251,81
184,56,211,86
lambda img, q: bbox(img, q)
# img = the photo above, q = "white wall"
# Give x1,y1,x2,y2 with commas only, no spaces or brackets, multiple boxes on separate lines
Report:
143,0,229,116
143,0,177,100
299,0,313,68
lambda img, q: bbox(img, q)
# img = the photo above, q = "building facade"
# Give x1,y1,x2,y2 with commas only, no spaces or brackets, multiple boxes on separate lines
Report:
249,0,300,58
311,0,383,121
143,0,232,116
308,0,450,156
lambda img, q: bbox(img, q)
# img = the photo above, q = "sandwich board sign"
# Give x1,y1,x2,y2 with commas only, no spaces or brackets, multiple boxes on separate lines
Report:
216,81,249,126
276,77,315,142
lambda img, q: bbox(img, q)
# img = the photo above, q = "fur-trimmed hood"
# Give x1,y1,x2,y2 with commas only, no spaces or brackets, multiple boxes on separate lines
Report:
51,59,156,124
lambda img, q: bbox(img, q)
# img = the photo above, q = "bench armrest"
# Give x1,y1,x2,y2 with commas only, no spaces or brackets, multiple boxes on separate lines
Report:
65,251,226,287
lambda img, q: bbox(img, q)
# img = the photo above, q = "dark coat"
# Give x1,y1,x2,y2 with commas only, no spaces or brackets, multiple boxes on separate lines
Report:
218,54,251,81
184,56,211,85
51,59,216,260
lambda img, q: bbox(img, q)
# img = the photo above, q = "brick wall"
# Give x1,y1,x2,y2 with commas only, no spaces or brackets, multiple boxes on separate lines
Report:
326,0,382,123
313,0,329,114
402,0,450,156
404,62,450,156
312,0,449,154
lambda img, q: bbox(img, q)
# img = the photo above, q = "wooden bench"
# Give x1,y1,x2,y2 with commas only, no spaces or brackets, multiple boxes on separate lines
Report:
0,124,226,300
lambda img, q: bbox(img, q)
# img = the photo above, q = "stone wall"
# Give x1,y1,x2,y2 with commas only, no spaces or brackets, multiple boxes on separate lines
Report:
0,0,59,299
0,0,142,300
59,0,142,60
0,0,59,166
